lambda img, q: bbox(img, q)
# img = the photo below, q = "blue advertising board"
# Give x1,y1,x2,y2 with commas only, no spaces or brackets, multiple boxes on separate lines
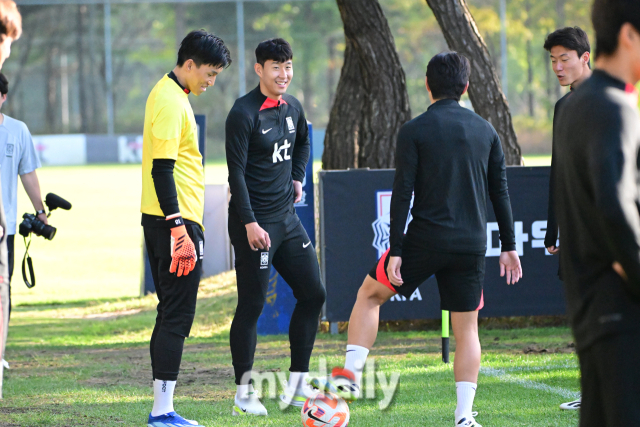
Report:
319,167,565,322
257,123,316,335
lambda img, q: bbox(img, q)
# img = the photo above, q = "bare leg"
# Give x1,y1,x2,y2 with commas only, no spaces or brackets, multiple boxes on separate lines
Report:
347,275,395,349
451,310,481,383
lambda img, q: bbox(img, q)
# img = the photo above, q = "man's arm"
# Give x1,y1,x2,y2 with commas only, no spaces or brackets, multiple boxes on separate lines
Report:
487,132,516,252
18,124,47,223
19,171,47,224
389,125,418,258
150,104,196,276
588,106,640,295
488,131,522,284
151,159,179,217
226,108,257,224
545,121,560,252
291,106,310,184
226,108,270,251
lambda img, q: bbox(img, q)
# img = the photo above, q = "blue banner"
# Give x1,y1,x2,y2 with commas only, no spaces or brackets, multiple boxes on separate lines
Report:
257,123,316,335
319,167,566,322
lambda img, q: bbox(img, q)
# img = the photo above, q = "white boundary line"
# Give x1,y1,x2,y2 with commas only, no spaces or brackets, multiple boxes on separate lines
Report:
481,367,580,400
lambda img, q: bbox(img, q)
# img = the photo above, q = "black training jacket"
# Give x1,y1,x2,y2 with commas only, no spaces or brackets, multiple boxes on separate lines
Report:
225,85,310,224
544,89,573,249
555,70,640,351
389,99,516,257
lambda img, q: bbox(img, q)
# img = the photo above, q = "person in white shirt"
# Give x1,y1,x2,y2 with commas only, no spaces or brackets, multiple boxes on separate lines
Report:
0,73,47,338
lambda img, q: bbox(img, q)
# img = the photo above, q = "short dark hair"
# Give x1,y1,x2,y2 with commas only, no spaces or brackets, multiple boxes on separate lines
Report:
255,38,293,66
426,52,471,101
592,0,640,58
177,30,232,69
543,27,591,66
0,73,7,95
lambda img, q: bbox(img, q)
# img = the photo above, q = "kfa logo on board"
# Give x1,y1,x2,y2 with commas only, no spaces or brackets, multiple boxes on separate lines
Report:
272,139,291,163
371,191,413,259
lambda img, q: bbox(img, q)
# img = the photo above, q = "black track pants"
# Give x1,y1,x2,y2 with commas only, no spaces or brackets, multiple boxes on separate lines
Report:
578,331,640,426
228,211,326,385
144,223,204,381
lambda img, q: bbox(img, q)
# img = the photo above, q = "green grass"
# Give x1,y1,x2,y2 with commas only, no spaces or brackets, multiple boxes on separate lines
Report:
2,271,580,426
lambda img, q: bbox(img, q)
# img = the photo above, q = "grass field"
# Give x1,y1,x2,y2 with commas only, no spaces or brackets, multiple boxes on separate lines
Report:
3,271,580,426
2,157,576,426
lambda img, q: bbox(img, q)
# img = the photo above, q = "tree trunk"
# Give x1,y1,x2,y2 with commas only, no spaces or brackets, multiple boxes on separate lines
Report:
425,0,522,165
323,0,411,170
322,41,361,169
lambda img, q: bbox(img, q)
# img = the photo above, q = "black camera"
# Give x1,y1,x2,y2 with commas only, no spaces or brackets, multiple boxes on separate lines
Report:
18,193,71,240
19,213,56,240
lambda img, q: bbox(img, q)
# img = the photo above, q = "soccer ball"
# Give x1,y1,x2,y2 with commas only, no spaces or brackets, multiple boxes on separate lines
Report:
301,391,350,427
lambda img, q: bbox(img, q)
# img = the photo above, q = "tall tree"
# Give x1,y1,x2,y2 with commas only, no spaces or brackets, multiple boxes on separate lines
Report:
322,0,411,170
426,0,522,165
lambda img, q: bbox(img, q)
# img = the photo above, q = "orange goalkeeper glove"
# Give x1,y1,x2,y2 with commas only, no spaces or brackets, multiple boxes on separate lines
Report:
168,217,197,277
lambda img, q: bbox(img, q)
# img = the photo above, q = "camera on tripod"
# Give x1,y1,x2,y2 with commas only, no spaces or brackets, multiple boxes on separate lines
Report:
18,193,71,240
18,193,72,289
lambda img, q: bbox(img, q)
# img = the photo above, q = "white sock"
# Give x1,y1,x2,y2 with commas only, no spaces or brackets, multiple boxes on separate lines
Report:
236,383,252,398
344,344,369,387
287,371,309,391
455,382,477,423
151,379,176,417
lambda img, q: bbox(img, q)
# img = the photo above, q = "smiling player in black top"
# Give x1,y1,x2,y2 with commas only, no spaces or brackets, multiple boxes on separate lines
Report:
225,38,325,416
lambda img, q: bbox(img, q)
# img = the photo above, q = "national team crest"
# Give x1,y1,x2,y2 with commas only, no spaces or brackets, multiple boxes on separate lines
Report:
286,117,295,133
371,190,414,258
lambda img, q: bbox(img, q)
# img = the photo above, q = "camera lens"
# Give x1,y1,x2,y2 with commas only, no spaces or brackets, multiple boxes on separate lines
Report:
41,225,56,240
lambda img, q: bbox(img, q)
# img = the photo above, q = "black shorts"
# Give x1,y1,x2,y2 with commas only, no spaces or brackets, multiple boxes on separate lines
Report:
578,331,640,426
143,223,204,337
368,238,485,312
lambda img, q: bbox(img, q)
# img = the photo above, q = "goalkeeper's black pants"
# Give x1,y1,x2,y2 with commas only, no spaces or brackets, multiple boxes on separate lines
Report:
144,223,204,382
578,330,640,426
228,210,326,385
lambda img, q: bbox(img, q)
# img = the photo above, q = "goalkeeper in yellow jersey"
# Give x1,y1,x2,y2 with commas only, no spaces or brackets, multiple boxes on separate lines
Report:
141,30,230,427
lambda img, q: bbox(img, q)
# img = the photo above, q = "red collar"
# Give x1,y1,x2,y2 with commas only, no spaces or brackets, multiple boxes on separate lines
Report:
625,83,638,95
260,97,287,111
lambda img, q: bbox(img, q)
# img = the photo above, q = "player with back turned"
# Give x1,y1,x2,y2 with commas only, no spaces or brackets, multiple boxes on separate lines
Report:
542,26,592,411
554,0,640,425
311,52,522,427
225,38,326,416
141,30,230,427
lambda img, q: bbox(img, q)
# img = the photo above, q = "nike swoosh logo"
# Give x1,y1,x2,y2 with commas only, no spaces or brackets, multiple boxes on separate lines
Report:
303,241,311,248
306,409,328,424
262,128,273,134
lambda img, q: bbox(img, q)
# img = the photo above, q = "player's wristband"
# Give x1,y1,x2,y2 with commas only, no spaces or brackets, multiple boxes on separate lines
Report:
166,215,185,228
36,209,45,215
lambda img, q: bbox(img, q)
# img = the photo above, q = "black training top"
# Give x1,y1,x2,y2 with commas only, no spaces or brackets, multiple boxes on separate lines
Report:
225,85,310,224
555,70,640,351
389,99,516,257
544,89,573,248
